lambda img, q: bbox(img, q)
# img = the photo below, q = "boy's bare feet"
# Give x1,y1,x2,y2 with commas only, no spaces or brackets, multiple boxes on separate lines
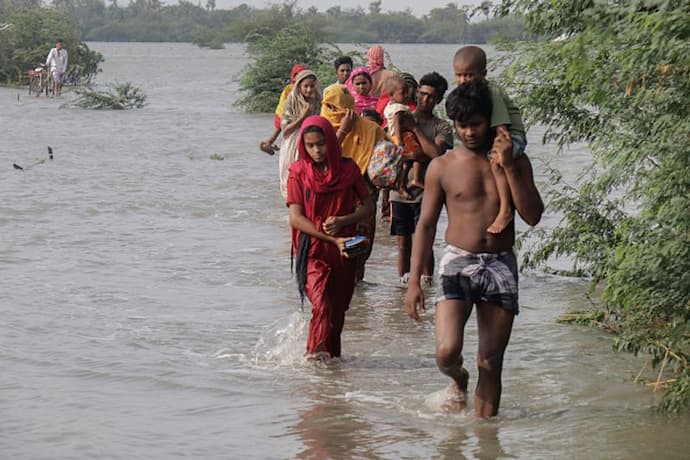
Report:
487,210,514,234
259,141,277,156
442,367,469,413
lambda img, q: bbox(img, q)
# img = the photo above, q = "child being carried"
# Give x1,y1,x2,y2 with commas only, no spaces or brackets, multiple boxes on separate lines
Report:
383,74,423,200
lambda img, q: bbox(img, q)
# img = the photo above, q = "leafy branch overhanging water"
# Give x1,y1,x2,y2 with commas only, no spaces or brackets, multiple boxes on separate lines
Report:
496,0,690,413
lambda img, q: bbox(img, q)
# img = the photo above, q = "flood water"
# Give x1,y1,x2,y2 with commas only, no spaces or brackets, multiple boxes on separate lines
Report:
1,42,687,459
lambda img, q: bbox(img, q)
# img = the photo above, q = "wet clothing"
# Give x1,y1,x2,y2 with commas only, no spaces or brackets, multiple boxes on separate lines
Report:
286,116,369,357
390,201,421,236
320,84,384,282
437,244,519,314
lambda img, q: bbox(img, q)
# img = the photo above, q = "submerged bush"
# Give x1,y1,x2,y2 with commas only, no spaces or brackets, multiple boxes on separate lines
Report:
67,82,146,110
192,28,224,50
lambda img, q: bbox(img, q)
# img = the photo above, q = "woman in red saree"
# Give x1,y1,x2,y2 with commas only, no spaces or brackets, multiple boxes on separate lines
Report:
287,116,375,359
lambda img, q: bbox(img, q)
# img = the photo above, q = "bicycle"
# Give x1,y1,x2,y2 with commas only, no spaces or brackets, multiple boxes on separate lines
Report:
26,66,54,97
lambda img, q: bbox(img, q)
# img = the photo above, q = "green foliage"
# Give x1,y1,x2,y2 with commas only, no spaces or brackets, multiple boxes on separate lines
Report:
0,3,103,84
236,22,363,113
67,81,146,109
192,27,224,49
498,0,690,412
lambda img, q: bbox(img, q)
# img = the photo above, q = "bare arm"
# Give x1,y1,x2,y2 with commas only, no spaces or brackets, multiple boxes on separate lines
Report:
494,130,544,226
322,191,375,235
264,126,281,145
393,112,404,146
405,159,445,320
335,109,356,143
289,203,350,255
411,124,445,161
504,156,543,226
282,106,311,138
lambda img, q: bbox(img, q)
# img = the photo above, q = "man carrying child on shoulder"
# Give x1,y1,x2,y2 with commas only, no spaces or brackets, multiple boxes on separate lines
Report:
405,79,543,417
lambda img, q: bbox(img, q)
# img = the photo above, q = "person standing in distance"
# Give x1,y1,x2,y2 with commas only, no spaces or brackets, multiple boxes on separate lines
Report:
46,39,68,96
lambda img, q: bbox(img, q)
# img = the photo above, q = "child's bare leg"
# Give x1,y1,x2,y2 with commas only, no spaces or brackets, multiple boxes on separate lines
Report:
487,160,514,234
380,189,390,220
397,161,413,200
408,160,424,190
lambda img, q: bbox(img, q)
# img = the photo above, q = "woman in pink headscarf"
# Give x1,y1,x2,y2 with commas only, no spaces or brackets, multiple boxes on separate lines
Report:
345,66,379,115
287,115,375,359
367,45,397,97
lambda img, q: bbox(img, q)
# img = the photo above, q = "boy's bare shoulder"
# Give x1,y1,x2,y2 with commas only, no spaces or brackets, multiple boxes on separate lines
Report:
425,148,462,183
432,146,471,168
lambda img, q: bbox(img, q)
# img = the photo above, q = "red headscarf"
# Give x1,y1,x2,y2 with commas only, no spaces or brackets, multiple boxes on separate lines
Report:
367,45,385,73
294,115,361,195
290,64,307,83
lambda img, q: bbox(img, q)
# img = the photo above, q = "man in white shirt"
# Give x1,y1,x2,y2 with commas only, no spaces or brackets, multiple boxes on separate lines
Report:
45,39,68,96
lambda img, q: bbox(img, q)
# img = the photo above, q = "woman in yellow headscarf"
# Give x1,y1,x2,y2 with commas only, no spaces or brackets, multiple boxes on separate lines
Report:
321,84,386,174
321,84,387,282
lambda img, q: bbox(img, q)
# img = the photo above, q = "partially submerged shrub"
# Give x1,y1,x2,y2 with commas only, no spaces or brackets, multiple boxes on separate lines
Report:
67,82,146,110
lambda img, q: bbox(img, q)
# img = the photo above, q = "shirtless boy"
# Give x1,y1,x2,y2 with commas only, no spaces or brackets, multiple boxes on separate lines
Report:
453,46,528,234
405,80,543,417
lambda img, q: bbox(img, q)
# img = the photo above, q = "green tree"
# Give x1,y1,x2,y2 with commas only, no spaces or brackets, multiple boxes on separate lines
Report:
368,0,381,15
236,23,353,112
0,5,102,84
422,3,468,43
497,0,690,412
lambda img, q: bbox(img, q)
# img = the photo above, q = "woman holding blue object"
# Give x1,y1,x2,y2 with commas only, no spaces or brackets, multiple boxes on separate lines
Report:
286,115,375,359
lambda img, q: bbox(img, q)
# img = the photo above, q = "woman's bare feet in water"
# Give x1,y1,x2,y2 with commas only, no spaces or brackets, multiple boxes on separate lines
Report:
487,209,513,234
442,368,469,413
259,141,277,156
306,351,331,362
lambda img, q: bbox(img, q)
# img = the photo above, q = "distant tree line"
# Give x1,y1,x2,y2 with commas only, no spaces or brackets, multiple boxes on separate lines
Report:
52,0,527,45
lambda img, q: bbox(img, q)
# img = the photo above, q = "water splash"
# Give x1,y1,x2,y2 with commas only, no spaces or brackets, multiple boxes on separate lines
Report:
250,311,309,368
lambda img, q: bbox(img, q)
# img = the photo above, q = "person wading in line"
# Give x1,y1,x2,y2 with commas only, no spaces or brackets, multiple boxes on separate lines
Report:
405,80,543,417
